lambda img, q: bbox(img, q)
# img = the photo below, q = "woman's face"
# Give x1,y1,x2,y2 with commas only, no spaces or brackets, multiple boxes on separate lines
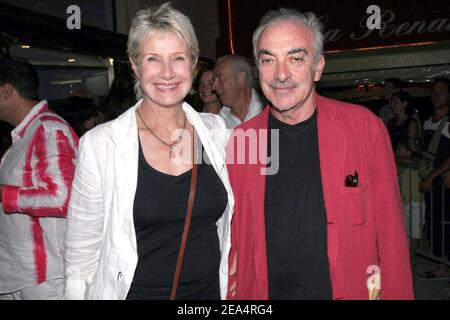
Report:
84,116,97,130
390,95,407,116
198,70,219,105
131,32,194,109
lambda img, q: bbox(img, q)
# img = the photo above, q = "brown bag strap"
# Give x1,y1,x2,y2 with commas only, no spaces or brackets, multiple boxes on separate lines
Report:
170,128,198,300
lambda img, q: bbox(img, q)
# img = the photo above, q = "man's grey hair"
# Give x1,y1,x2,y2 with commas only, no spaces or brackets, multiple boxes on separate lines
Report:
127,3,199,99
252,8,324,66
216,55,254,88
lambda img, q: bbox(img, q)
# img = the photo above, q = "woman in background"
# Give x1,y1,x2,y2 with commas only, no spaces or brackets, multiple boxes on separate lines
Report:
198,68,221,114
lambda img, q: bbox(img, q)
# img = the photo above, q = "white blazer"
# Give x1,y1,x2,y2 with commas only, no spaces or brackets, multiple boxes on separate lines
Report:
64,100,234,300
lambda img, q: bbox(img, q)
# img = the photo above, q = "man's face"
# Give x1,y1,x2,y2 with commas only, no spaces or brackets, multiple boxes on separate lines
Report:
257,21,324,113
431,82,449,110
213,61,241,108
384,82,397,100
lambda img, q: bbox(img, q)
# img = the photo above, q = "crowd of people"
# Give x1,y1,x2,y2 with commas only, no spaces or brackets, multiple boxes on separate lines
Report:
383,78,450,280
0,2,448,300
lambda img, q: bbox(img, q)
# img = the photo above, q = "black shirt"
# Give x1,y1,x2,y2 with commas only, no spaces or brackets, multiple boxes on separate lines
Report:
388,117,413,151
127,139,227,300
265,110,332,300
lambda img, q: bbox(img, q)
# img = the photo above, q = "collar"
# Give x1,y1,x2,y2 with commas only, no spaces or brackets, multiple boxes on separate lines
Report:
220,89,264,121
247,89,264,120
12,100,49,140
109,99,211,146
260,93,338,126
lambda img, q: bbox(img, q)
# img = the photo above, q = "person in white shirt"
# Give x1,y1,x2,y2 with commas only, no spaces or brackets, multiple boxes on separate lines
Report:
213,55,265,128
0,57,78,300
378,77,402,127
64,3,234,300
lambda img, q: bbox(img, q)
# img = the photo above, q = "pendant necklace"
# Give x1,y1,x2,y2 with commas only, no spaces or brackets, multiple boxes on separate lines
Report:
137,109,187,158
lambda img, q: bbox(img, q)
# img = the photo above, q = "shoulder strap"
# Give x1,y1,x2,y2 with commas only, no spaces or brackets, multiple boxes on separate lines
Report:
170,128,198,300
425,116,448,155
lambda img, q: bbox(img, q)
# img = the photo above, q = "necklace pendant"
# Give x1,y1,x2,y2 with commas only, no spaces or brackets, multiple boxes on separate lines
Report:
169,147,175,159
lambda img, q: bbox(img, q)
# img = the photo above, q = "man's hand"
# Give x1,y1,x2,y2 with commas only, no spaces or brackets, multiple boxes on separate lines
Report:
420,175,434,193
228,251,237,297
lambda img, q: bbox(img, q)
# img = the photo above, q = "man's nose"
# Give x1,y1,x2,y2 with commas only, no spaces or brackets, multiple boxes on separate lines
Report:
274,62,291,82
212,78,220,92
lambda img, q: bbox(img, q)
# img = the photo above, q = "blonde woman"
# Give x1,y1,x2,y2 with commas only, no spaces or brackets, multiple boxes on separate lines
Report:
64,3,233,300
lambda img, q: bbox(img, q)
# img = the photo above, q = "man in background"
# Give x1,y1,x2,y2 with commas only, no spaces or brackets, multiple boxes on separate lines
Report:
0,57,78,299
213,55,265,128
379,77,402,126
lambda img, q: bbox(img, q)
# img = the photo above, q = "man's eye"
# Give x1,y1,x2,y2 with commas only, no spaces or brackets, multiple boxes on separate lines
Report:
175,56,185,61
260,58,273,64
292,57,304,63
147,57,158,62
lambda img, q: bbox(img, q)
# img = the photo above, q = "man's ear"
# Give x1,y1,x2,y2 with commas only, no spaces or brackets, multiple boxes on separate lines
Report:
1,83,15,101
129,57,139,80
237,71,247,87
313,55,325,82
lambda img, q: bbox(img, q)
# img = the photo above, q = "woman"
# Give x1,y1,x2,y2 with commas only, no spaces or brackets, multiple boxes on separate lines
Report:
58,96,98,137
198,68,222,114
389,91,422,252
64,3,234,300
388,90,419,151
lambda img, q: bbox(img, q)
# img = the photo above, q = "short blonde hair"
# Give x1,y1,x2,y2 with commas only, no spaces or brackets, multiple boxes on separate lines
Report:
127,3,199,99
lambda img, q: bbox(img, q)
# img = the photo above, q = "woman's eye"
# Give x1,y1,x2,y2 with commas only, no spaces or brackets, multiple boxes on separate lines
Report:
147,57,158,62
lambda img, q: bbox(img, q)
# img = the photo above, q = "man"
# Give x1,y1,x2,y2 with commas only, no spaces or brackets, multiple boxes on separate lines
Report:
213,55,265,128
379,77,402,127
0,57,78,299
417,78,450,280
226,9,413,299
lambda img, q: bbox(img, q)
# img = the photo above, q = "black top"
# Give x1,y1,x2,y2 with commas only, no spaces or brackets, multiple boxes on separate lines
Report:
265,110,332,300
388,117,413,151
127,139,227,300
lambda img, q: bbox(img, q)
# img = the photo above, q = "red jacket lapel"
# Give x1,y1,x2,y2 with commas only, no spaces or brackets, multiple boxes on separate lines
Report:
316,95,346,296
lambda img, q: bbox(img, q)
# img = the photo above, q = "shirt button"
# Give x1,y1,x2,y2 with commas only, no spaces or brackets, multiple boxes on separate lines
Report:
117,272,122,282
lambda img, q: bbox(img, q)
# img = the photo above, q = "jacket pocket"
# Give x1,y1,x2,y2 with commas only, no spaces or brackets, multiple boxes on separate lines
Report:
342,185,367,226
88,246,129,299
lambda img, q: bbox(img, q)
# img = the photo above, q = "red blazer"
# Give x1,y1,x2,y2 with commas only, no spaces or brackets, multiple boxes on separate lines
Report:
226,94,414,300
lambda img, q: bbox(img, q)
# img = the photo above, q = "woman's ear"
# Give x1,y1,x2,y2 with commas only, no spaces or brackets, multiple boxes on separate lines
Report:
129,57,139,79
192,57,198,74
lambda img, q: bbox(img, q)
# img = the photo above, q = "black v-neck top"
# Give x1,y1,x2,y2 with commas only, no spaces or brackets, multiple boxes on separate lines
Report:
127,139,227,300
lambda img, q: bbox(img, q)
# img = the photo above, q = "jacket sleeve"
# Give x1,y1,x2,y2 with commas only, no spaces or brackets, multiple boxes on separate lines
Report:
226,132,238,300
64,133,104,300
2,125,77,217
369,118,414,299
226,199,238,300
